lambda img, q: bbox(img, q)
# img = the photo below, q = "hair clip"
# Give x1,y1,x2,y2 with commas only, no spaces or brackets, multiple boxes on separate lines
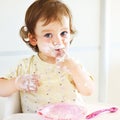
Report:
24,38,29,42
23,26,28,32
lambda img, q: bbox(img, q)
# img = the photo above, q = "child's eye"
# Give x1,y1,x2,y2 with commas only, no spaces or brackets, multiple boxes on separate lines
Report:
60,31,68,37
44,33,52,38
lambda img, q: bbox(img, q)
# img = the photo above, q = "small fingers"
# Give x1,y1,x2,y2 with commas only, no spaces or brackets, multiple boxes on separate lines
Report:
17,74,40,92
22,80,38,92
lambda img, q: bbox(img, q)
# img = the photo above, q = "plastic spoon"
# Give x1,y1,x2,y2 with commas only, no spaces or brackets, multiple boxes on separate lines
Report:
86,107,118,119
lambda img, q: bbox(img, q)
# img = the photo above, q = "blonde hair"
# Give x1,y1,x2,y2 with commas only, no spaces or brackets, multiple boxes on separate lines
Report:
20,0,76,52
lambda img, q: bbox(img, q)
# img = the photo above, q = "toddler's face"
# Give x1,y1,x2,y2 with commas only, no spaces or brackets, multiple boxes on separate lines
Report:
34,16,71,58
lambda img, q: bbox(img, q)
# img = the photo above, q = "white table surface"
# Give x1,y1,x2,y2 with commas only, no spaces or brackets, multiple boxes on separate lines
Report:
3,103,120,120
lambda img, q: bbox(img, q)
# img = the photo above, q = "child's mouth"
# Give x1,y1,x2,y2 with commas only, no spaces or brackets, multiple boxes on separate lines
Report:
55,49,64,56
54,48,67,63
55,49,60,52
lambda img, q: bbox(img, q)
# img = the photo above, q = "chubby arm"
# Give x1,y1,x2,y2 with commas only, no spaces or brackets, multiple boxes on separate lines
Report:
57,57,95,96
0,78,17,97
68,59,94,96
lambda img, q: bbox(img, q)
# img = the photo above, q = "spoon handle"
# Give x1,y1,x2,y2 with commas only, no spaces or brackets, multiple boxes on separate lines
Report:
86,107,118,119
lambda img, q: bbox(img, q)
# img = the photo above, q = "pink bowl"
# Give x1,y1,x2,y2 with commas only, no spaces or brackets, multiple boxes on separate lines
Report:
37,103,87,120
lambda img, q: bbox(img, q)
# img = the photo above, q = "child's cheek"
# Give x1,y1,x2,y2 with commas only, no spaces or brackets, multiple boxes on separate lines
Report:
40,45,50,53
64,39,70,49
38,43,56,56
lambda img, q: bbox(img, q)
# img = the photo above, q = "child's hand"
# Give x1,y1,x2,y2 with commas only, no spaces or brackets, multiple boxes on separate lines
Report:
15,74,40,92
56,55,74,74
55,47,75,74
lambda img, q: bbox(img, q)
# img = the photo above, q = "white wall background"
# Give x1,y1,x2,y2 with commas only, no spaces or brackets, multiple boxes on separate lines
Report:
0,0,120,119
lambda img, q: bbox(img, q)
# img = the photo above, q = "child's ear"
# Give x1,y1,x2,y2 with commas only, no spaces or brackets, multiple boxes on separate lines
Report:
28,33,37,46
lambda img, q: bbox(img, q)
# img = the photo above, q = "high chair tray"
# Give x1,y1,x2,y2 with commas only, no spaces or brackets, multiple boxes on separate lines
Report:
3,103,120,120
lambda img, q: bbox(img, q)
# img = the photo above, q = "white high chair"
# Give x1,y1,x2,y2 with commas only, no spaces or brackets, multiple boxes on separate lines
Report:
3,92,22,118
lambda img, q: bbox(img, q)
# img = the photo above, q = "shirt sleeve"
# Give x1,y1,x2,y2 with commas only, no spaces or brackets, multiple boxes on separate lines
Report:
1,58,28,80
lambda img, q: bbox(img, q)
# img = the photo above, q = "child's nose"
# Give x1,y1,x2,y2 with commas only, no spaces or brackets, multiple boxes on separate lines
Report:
53,36,64,46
